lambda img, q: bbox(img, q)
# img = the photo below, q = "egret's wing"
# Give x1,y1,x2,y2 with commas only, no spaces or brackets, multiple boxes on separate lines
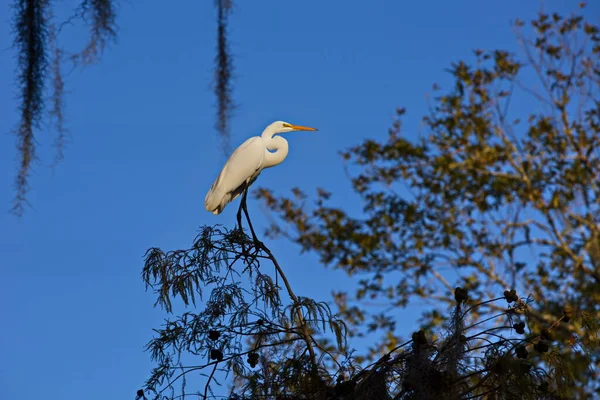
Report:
205,137,265,213
211,136,265,192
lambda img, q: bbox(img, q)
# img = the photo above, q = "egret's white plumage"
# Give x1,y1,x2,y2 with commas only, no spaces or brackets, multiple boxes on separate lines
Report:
205,120,317,214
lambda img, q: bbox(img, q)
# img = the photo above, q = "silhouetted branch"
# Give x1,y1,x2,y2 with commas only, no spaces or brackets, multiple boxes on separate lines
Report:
238,195,319,371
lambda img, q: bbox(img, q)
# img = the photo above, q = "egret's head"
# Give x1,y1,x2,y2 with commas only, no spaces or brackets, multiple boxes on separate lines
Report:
270,120,318,133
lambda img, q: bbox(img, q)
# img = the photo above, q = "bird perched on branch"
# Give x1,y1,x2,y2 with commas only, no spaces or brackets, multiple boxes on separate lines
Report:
205,120,318,215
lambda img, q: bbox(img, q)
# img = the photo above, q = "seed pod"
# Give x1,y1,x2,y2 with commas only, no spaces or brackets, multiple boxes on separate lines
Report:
454,287,469,303
210,349,223,361
504,289,519,303
514,322,526,334
516,345,528,359
247,352,259,368
412,330,427,345
541,328,553,341
534,340,549,353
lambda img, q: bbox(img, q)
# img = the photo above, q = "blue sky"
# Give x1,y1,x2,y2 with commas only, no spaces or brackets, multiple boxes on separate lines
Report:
0,1,597,399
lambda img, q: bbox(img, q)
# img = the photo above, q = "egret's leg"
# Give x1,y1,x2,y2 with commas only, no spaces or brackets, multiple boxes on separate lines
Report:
237,198,244,232
241,189,261,247
241,190,275,285
236,197,247,256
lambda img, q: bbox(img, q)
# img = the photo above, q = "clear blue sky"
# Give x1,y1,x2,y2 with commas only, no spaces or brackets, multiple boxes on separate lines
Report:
1,1,597,399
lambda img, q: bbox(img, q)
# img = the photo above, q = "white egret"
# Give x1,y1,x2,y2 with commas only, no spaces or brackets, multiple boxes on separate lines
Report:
204,120,318,215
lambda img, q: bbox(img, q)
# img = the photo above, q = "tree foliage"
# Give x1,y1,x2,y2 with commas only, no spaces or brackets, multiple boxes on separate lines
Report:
138,10,600,397
254,5,600,398
139,220,586,399
140,225,347,399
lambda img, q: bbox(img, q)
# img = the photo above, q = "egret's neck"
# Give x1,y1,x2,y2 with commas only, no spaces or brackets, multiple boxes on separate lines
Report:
261,129,289,168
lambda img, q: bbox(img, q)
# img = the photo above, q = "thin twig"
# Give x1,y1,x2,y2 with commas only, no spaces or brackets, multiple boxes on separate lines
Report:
203,362,218,400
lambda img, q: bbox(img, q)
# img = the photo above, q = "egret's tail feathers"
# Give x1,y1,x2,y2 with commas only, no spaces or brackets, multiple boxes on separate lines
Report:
205,187,229,215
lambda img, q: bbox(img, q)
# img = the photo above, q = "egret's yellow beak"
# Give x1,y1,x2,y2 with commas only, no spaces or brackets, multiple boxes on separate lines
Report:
290,124,318,131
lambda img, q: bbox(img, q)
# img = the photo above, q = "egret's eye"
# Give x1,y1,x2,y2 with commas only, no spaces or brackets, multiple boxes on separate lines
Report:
282,123,292,128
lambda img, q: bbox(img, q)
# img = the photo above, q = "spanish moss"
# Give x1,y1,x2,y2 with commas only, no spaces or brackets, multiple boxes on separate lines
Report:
214,0,235,156
48,19,68,166
11,0,50,216
78,0,118,64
